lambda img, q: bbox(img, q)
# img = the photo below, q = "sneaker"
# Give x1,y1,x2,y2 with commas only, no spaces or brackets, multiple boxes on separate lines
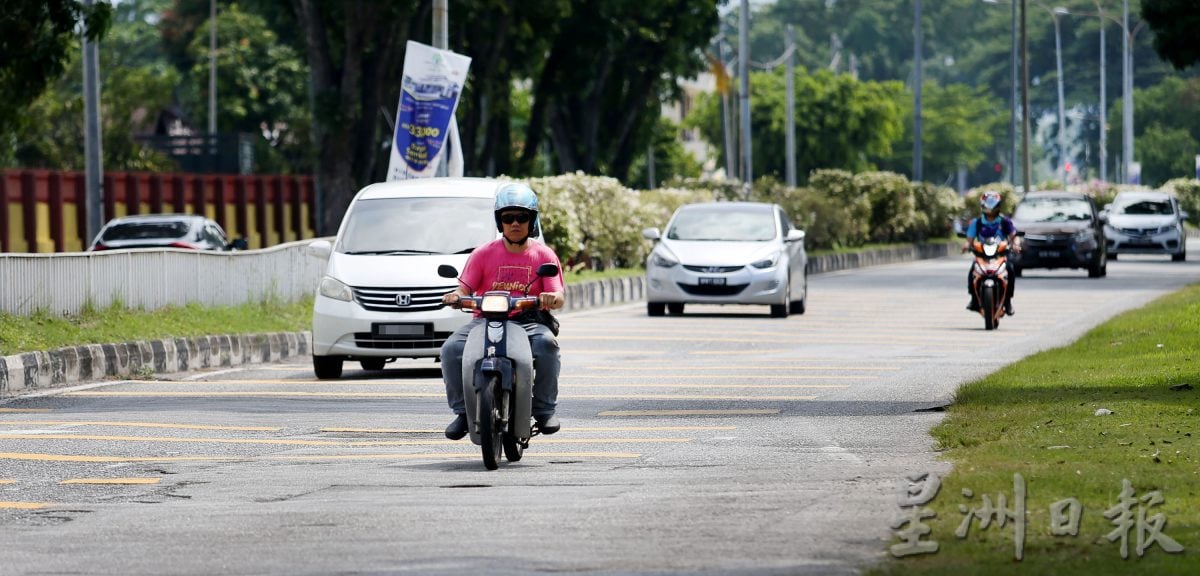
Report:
534,414,560,435
1004,302,1015,316
966,300,980,312
444,413,468,440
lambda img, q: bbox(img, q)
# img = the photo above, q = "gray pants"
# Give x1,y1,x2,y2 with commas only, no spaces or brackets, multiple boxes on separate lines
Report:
441,318,560,417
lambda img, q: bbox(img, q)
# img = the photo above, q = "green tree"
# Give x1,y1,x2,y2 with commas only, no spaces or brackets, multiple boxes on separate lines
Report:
880,82,1005,184
1137,124,1198,185
1142,0,1200,70
687,68,903,183
8,1,176,171
627,117,704,190
182,4,311,173
0,0,112,164
1108,76,1200,186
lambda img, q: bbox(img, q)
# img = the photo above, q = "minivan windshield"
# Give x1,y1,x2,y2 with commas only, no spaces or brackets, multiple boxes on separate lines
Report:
1013,198,1093,223
338,197,496,254
666,206,777,241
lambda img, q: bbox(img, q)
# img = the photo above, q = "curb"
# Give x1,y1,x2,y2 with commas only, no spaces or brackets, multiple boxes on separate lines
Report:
0,242,955,399
1,333,310,400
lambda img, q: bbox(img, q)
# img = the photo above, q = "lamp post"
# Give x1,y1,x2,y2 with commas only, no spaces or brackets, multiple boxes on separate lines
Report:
1052,6,1069,185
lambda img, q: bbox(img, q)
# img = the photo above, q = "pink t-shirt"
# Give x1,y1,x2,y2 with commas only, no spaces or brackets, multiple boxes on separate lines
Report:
459,239,565,299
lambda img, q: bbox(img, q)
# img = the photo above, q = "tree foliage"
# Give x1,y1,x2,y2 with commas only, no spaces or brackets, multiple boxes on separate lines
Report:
1108,76,1200,186
1142,0,1200,70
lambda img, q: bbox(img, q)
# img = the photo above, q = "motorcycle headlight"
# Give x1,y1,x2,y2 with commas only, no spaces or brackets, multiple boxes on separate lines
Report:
318,276,353,302
651,250,678,268
750,252,781,269
480,294,510,313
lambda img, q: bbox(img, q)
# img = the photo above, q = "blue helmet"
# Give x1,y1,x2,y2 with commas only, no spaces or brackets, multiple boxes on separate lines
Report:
981,190,1002,214
494,182,541,237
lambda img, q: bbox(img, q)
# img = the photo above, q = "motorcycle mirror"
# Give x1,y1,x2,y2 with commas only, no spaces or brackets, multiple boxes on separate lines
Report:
535,263,559,278
437,265,459,278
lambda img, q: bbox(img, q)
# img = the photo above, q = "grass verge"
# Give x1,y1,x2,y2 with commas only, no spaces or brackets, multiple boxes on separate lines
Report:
873,284,1200,575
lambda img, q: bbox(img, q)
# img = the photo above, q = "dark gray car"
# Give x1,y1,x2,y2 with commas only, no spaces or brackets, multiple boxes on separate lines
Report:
1011,191,1107,278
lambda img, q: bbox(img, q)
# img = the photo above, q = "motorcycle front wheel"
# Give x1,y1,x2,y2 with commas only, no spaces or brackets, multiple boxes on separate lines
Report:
982,286,997,331
479,376,503,470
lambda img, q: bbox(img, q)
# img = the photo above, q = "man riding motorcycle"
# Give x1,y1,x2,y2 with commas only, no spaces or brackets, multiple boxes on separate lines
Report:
963,190,1019,316
440,183,566,440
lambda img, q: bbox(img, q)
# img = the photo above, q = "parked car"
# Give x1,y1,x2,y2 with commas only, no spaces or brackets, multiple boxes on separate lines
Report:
307,177,542,379
1010,191,1107,278
642,201,807,318
88,213,246,251
1102,191,1188,261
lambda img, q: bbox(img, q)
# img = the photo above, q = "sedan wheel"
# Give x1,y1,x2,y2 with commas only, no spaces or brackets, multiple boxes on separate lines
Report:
313,355,343,380
667,303,685,315
647,302,666,317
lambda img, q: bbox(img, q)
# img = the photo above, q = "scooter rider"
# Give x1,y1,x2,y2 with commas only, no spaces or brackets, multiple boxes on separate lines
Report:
963,190,1019,316
440,182,566,440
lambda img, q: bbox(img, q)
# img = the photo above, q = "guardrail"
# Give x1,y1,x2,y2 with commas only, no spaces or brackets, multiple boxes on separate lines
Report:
0,239,325,317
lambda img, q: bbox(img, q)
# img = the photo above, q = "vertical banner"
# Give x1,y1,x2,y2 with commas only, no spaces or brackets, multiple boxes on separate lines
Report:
387,41,471,181
1128,161,1141,186
1194,155,1199,179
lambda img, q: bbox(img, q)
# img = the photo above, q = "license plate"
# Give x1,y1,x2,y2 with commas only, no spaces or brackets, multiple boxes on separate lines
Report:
1039,250,1061,258
373,323,430,337
698,277,726,286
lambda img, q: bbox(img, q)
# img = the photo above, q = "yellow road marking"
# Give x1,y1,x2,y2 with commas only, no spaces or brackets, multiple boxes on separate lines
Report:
566,335,1001,345
60,478,161,485
321,425,736,433
0,502,47,509
0,480,15,484
566,375,866,381
0,421,282,431
0,408,51,413
63,391,819,400
599,409,781,416
0,433,689,446
580,365,898,372
0,451,640,463
104,380,852,387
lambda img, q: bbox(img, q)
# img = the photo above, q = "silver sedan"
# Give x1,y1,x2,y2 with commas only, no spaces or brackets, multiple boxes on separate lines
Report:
643,201,807,318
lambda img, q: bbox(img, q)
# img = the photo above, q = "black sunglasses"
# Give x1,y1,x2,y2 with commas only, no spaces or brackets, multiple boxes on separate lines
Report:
500,213,532,225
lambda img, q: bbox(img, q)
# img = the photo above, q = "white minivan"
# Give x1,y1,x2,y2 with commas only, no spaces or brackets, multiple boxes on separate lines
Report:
307,177,539,379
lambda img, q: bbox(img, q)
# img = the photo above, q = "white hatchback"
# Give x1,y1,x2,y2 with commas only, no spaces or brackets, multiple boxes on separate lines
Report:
307,178,539,379
642,201,807,318
1103,191,1188,261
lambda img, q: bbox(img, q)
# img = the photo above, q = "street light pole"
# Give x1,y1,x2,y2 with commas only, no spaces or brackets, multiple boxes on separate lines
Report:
913,0,923,183
82,0,103,241
739,0,752,195
1053,8,1068,185
1020,0,1032,193
1010,0,1018,185
785,25,796,188
1122,0,1132,182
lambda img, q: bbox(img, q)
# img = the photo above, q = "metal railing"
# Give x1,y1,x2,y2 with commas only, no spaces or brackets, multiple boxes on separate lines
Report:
0,239,326,317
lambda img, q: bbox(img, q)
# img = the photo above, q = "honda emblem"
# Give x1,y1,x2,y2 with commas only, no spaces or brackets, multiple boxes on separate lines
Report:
395,293,412,306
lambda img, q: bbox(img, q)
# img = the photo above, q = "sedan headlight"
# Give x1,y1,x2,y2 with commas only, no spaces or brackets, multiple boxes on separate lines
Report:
750,252,781,269
1072,229,1093,243
651,251,678,268
318,276,353,302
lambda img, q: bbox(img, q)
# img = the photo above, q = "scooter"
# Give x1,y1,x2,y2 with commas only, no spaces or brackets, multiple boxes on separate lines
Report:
438,262,559,470
966,235,1011,331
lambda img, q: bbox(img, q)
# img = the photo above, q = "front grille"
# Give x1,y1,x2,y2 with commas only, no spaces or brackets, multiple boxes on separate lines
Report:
678,283,748,296
353,331,453,350
1118,227,1156,236
682,265,744,273
1022,235,1072,248
352,284,457,312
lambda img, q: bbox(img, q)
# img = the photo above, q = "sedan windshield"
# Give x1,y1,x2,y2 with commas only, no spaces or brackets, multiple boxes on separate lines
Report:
338,197,495,254
1114,199,1173,216
101,221,191,241
666,207,777,242
1014,198,1092,223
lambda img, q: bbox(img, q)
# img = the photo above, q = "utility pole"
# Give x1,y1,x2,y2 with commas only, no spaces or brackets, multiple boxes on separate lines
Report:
785,25,796,188
1020,0,1032,193
83,0,103,242
1121,0,1133,183
1010,0,1018,185
434,0,449,177
739,0,752,197
1098,16,1106,182
1053,10,1067,185
208,0,217,137
912,0,923,183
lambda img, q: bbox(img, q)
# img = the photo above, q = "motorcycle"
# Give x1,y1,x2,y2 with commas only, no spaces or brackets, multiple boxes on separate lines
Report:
966,234,1011,331
438,262,559,470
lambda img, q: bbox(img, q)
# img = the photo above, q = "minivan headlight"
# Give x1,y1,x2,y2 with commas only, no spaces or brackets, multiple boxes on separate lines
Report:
318,276,354,302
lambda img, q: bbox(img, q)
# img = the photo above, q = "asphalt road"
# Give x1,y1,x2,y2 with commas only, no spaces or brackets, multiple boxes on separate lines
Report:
1,246,1197,575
